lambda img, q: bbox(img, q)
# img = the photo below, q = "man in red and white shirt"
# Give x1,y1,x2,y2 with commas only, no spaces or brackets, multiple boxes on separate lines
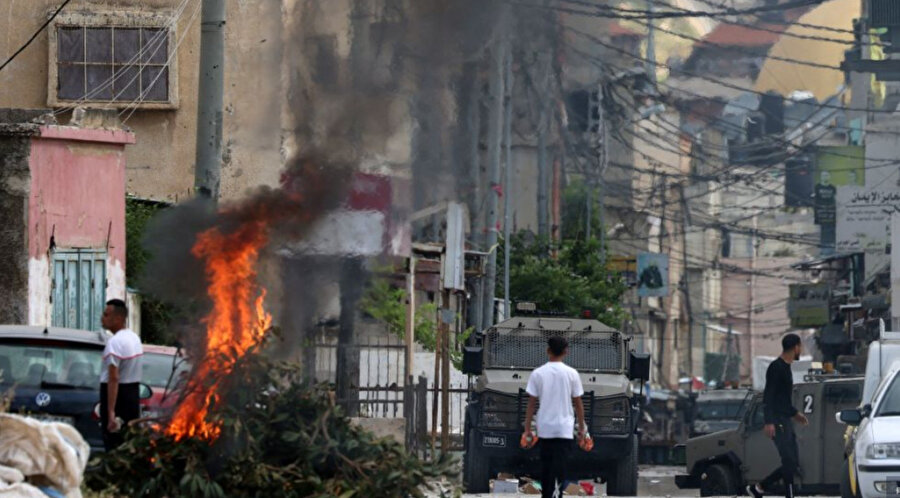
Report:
99,299,143,450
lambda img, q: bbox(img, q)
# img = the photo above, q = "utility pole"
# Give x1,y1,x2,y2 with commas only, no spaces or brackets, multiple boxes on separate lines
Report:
193,0,226,200
337,258,363,417
586,183,593,240
721,324,733,384
646,0,657,86
680,185,695,377
502,43,514,320
585,88,596,240
440,292,451,452
537,104,549,240
405,258,416,380
597,82,607,255
463,62,484,332
482,11,508,331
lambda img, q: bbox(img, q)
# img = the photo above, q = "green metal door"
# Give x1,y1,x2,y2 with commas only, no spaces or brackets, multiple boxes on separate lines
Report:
51,249,106,331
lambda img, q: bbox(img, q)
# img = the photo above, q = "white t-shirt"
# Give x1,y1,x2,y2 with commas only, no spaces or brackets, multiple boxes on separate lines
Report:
525,361,585,439
99,329,143,384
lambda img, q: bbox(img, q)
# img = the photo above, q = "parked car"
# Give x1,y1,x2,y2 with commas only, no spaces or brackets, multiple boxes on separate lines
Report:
140,344,190,418
0,325,155,455
838,361,900,498
835,322,900,498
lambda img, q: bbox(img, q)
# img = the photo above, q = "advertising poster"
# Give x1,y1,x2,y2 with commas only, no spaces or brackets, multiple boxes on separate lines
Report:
788,283,830,328
815,146,865,187
637,252,668,297
836,187,900,253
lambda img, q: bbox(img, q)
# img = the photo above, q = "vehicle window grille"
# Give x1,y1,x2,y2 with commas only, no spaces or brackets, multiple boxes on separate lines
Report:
484,327,624,372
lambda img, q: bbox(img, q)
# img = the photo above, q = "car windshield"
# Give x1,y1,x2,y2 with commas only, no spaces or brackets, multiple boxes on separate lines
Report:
876,374,900,417
696,401,745,420
142,352,190,388
0,341,102,389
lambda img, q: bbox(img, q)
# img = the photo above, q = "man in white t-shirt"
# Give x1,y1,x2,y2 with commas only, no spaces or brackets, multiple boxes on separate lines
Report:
99,299,143,450
524,336,586,498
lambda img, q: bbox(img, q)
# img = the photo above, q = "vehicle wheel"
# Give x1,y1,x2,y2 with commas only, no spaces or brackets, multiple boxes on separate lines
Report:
463,431,490,493
841,457,859,498
608,436,638,496
700,463,737,497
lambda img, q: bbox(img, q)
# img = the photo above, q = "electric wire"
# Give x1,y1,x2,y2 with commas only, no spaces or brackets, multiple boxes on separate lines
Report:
0,0,73,74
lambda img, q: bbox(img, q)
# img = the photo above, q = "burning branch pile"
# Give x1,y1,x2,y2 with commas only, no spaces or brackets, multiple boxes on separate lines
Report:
89,350,456,497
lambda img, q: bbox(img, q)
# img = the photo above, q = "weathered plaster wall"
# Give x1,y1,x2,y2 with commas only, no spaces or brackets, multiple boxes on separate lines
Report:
26,126,133,324
0,134,32,324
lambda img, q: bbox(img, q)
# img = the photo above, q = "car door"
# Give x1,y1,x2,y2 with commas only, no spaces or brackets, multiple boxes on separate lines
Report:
743,397,781,483
822,379,863,486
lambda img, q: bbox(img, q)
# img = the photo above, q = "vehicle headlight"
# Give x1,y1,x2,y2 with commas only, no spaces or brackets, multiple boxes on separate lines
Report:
866,443,900,459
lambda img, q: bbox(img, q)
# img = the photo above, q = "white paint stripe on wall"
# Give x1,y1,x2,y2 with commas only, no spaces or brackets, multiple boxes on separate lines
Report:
27,257,51,326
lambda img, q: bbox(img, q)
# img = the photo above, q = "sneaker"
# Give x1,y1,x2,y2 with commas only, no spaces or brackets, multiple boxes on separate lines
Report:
746,484,764,498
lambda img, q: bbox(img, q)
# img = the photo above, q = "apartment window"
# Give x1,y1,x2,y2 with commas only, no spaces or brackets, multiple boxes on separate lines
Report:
49,16,177,108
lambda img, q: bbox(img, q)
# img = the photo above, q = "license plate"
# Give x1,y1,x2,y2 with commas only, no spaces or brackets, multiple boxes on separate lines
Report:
26,414,74,425
482,434,507,448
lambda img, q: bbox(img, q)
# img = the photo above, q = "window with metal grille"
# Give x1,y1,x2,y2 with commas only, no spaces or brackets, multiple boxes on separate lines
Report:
52,24,172,105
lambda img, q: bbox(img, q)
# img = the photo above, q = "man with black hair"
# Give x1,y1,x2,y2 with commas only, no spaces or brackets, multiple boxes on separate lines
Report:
99,299,143,450
523,336,586,498
747,333,808,498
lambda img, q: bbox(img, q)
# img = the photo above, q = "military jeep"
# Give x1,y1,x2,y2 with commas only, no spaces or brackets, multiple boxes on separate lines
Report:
676,375,863,496
460,316,650,494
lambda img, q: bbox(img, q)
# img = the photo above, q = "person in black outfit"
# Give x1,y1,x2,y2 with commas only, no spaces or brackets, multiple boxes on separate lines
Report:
747,334,809,498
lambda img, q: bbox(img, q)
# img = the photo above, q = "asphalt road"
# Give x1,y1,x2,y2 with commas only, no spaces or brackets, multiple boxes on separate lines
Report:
429,465,694,497
433,465,842,497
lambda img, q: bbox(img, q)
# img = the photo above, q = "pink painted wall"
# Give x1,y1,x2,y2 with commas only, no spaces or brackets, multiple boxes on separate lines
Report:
27,126,134,264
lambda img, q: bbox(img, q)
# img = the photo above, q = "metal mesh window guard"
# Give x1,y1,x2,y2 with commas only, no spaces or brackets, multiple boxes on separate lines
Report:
483,327,625,372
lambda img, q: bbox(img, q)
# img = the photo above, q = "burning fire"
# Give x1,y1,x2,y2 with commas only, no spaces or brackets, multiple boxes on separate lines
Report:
162,154,345,442
166,220,273,441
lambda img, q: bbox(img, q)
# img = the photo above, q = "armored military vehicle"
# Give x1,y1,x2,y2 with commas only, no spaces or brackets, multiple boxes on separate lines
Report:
676,375,863,496
691,388,753,437
460,316,650,494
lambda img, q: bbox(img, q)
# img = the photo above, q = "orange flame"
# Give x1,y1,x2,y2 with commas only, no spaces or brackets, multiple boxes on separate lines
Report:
165,220,273,441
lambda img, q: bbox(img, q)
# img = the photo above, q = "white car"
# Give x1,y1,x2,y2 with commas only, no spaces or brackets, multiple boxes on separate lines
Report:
838,362,900,498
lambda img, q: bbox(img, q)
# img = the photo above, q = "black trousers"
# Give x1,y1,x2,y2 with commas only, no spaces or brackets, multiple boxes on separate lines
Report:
99,382,141,451
539,438,572,498
760,419,800,498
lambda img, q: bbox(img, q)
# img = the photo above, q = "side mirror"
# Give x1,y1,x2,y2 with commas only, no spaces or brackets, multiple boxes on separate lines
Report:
462,346,483,375
837,409,863,426
629,352,651,381
139,383,153,400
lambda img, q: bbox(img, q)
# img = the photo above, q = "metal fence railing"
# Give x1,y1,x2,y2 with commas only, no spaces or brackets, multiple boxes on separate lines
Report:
312,339,473,454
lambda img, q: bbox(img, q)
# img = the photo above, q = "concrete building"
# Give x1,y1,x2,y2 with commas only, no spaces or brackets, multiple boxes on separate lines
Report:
0,0,287,203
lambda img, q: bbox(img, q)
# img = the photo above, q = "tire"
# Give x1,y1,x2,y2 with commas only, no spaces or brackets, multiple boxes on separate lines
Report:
608,436,639,496
700,463,738,497
841,457,859,498
463,431,490,493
